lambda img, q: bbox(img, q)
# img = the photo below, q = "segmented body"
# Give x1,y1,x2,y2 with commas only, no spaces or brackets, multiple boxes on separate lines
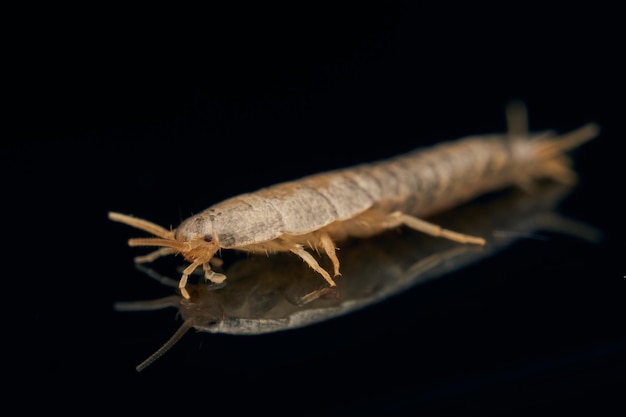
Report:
109,102,599,300
192,133,546,249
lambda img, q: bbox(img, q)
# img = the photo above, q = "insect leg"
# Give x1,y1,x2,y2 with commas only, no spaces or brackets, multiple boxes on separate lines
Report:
178,261,200,299
318,232,341,277
177,258,226,299
290,245,337,287
202,262,226,284
388,212,486,245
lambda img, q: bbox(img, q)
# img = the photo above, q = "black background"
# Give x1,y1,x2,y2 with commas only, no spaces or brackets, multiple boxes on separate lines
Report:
5,3,624,416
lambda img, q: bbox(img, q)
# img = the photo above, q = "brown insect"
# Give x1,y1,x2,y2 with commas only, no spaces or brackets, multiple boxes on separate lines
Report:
109,101,599,300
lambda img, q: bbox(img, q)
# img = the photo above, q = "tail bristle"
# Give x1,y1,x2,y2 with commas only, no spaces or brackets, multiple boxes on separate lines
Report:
535,123,600,158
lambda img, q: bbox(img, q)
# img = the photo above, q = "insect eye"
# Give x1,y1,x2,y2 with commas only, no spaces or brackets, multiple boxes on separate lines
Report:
203,235,213,243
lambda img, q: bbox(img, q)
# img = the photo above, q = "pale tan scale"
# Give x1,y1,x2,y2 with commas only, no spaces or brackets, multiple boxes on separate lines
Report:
109,102,599,300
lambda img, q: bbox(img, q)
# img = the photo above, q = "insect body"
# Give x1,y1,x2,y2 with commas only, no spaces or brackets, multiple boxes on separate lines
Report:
109,102,599,300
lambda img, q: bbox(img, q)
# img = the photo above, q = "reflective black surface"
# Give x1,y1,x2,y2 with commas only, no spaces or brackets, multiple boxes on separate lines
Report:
6,4,623,416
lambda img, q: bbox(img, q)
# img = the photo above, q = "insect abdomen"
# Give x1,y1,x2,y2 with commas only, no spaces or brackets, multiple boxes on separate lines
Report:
341,135,517,218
